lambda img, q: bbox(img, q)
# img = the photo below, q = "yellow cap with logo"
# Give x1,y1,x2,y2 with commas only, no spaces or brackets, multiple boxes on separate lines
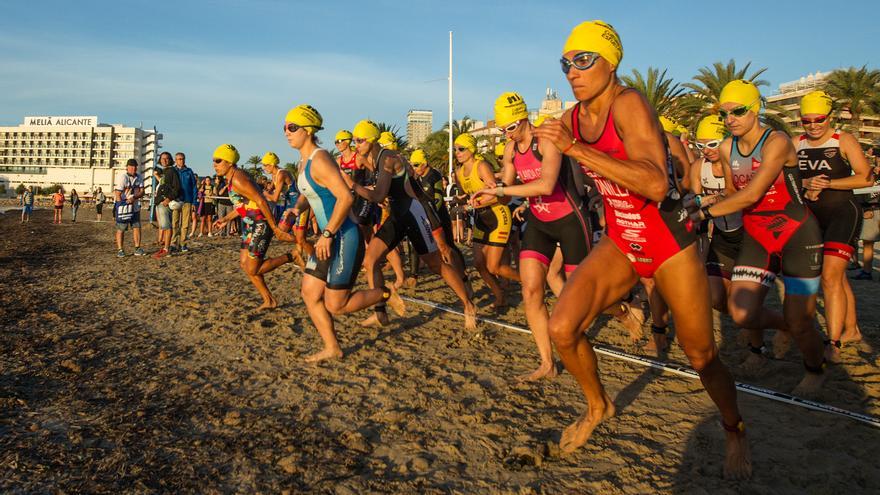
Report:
378,131,398,150
800,90,833,116
454,133,477,153
563,20,623,68
494,92,529,127
335,129,353,141
285,104,324,134
494,142,506,157
213,144,240,164
719,80,762,113
261,152,280,166
353,120,381,142
696,115,726,140
410,149,427,165
659,116,677,133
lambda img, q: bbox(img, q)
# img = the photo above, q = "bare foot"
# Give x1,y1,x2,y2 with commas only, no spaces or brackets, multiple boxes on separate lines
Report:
723,429,752,480
742,351,767,375
464,302,477,331
517,362,558,382
304,347,343,363
617,303,644,343
386,287,406,317
792,371,825,398
257,297,278,311
403,276,418,289
642,333,668,357
360,312,390,327
560,392,615,454
824,343,842,364
771,330,791,359
841,325,863,345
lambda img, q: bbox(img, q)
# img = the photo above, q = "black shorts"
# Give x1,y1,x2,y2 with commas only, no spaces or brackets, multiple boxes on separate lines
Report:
732,217,822,295
520,204,592,273
376,199,437,255
96,203,103,214
808,199,862,261
472,204,511,247
706,227,743,279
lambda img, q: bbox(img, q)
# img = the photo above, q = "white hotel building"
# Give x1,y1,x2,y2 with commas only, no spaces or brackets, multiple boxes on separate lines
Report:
0,116,162,195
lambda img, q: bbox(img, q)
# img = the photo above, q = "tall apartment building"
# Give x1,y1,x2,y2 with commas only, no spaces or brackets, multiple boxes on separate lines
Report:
0,116,162,195
766,72,880,146
407,109,433,148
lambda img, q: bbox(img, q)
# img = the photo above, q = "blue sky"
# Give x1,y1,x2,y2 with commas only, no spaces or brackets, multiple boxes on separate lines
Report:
1,0,877,176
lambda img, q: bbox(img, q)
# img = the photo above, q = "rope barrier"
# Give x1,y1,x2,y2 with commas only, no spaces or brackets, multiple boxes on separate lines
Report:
401,295,880,429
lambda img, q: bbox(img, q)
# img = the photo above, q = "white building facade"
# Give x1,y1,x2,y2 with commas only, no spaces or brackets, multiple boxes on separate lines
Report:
407,109,433,148
0,116,161,195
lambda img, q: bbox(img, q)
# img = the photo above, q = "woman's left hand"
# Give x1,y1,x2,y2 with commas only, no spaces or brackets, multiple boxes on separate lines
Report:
315,236,333,260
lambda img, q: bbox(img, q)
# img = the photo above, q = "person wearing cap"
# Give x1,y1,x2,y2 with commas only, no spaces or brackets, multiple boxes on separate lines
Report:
533,21,751,478
453,132,518,311
281,105,405,362
348,119,477,330
171,152,197,254
152,152,181,258
261,151,307,267
695,81,827,396
794,90,871,360
113,158,145,257
211,143,296,311
335,130,359,176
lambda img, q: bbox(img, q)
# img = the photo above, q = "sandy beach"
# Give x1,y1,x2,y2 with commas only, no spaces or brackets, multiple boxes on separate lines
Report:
2,206,878,494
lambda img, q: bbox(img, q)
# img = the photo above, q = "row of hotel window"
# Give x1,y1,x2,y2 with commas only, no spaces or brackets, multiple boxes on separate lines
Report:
0,132,136,140
0,141,139,148
0,161,133,172
0,151,133,158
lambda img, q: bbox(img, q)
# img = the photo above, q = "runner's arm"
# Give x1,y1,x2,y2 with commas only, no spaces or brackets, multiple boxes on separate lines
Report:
827,132,873,190
352,153,393,203
311,151,353,235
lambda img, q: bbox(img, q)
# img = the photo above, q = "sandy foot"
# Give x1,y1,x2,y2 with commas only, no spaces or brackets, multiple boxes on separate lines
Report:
516,362,558,382
841,325,863,345
257,297,278,311
723,429,753,480
304,347,343,363
560,392,616,454
360,312,390,328
772,330,791,359
617,303,644,343
386,287,406,317
792,370,826,398
464,303,477,331
642,333,668,357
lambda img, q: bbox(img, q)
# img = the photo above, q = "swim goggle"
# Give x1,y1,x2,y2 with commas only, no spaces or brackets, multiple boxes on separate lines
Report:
718,99,760,119
695,140,722,151
560,52,601,75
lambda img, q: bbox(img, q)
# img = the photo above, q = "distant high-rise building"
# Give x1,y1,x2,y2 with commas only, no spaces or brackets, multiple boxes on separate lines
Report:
407,109,433,148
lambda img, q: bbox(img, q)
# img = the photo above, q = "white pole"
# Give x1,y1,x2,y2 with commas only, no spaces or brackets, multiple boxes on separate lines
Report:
448,30,454,185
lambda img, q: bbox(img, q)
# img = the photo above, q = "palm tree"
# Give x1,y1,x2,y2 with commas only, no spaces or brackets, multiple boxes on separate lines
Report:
823,65,880,140
620,67,687,119
442,115,477,136
246,155,261,170
283,162,298,178
374,122,410,151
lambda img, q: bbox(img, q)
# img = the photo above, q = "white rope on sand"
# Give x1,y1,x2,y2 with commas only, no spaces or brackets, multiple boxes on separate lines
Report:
401,295,880,429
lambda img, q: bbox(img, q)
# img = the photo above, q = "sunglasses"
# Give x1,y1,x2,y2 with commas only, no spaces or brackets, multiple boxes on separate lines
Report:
335,139,351,144
695,140,722,151
496,121,520,134
212,158,223,164
719,99,760,119
455,146,470,153
283,122,317,133
801,115,828,125
354,138,369,144
560,51,601,75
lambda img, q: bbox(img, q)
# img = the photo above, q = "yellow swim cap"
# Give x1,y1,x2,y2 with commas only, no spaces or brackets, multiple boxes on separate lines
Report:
534,114,551,127
213,144,239,164
800,90,833,116
719,80,762,113
261,152,280,166
696,115,726,140
674,124,688,137
410,149,427,165
454,133,477,153
494,142,506,157
378,131,396,149
353,120,380,142
335,129,353,141
563,20,623,68
659,116,677,133
494,92,529,127
285,104,323,133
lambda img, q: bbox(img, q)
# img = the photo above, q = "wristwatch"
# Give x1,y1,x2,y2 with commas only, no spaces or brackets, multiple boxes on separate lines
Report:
322,229,335,239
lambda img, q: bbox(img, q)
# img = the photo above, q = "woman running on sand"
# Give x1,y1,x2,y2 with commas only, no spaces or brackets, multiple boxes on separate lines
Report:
281,105,404,362
532,21,750,479
212,144,296,311
349,119,477,330
472,91,643,381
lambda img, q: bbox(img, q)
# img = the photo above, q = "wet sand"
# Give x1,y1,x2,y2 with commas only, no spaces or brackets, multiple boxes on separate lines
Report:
1,207,879,493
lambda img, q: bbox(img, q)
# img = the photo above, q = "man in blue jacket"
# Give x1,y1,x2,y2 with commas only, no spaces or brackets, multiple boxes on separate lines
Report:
171,152,198,253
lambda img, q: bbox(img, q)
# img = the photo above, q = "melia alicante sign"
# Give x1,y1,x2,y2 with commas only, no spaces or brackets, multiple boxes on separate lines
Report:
23,116,98,127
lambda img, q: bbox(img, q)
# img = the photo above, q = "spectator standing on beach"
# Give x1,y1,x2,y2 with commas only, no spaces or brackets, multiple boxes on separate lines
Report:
215,174,233,236
52,188,64,224
172,152,198,254
114,159,145,257
153,152,181,258
198,177,216,237
19,186,34,223
95,187,106,222
69,189,81,223
189,173,200,239
854,161,880,280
